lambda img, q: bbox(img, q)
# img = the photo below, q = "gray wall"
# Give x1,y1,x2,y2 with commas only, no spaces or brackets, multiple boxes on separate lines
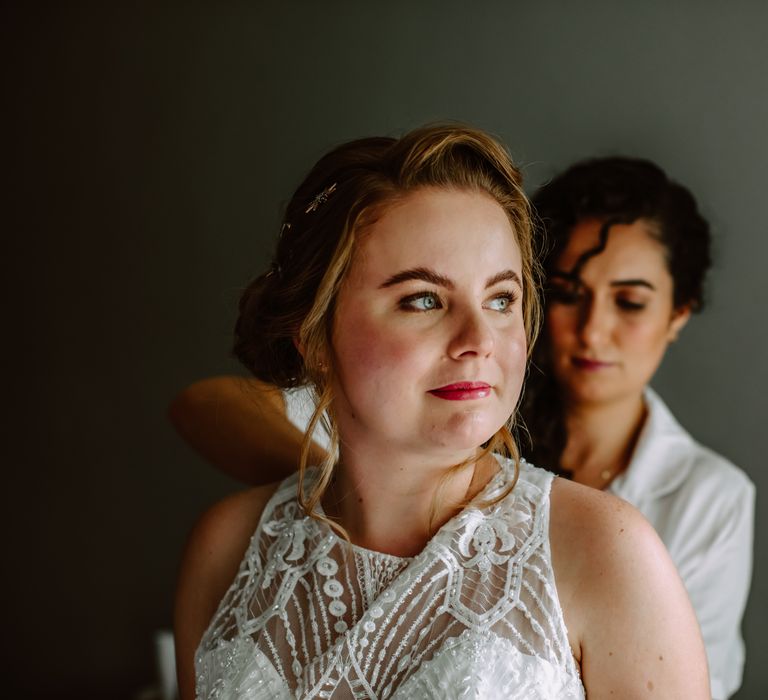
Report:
6,2,765,697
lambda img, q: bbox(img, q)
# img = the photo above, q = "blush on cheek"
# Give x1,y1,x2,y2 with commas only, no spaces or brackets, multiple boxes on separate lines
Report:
332,320,417,406
502,338,528,397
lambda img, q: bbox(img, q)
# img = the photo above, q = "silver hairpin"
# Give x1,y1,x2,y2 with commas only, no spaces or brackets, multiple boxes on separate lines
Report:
305,182,337,214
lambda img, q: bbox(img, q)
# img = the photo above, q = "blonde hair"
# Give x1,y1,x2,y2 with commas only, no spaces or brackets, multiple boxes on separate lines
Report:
234,124,541,537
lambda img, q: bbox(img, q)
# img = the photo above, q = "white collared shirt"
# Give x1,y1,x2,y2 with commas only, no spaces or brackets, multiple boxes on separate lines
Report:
284,386,755,699
608,388,754,700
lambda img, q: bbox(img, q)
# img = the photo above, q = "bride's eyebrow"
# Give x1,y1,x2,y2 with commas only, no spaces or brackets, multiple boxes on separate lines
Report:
485,270,522,289
379,267,453,289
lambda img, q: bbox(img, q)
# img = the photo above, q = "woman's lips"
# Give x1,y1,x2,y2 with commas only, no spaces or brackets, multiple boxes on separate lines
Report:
571,356,615,371
428,382,492,401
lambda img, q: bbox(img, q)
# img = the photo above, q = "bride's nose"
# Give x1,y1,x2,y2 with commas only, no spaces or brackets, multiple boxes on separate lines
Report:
447,308,495,359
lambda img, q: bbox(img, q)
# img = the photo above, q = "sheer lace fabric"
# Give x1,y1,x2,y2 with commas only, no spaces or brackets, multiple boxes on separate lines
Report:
196,459,585,699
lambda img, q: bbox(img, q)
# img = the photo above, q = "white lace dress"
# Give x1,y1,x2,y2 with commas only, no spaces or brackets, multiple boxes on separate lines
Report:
195,458,585,699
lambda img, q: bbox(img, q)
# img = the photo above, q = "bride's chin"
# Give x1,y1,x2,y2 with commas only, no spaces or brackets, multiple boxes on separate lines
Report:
431,414,502,450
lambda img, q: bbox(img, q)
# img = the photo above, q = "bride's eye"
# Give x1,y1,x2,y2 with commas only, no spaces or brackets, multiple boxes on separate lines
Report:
399,291,442,312
485,292,517,313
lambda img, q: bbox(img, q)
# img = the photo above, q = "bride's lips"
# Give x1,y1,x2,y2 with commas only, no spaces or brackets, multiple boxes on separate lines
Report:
571,356,615,371
428,382,492,401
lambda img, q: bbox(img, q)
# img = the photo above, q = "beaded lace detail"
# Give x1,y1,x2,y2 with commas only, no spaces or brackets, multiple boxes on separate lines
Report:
196,459,585,699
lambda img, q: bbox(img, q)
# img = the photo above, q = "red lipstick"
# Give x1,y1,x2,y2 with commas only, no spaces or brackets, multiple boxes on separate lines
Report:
428,382,492,401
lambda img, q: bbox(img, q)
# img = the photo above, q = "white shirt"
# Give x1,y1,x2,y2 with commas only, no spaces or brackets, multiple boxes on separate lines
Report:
284,386,755,699
608,388,754,700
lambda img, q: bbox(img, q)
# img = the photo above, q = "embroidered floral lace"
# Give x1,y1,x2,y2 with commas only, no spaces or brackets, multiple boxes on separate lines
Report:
196,458,585,699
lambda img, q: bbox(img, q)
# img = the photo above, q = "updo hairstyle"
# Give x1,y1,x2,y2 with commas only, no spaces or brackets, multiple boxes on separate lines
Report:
234,124,540,527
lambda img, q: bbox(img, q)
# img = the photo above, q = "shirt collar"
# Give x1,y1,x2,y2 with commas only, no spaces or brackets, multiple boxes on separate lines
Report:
608,387,696,502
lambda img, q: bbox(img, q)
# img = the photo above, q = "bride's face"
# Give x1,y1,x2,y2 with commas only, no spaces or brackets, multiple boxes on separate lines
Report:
329,187,527,460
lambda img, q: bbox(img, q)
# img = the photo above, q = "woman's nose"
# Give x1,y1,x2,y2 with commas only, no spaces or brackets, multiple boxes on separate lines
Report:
577,298,610,347
447,308,495,359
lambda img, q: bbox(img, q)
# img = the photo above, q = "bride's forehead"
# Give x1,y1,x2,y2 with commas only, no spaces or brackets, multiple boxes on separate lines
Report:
346,233,521,292
355,190,516,248
335,190,521,291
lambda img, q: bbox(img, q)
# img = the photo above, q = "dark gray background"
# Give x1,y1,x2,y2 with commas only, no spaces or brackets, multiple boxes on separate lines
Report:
5,2,765,697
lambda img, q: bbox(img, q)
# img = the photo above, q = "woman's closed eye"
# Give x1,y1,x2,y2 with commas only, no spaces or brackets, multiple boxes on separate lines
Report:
616,297,647,312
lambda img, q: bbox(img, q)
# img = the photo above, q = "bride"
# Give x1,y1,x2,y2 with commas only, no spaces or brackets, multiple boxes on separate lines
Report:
174,125,708,698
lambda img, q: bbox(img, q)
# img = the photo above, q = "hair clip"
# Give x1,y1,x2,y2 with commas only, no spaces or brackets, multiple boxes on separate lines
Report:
305,182,337,214
266,261,282,279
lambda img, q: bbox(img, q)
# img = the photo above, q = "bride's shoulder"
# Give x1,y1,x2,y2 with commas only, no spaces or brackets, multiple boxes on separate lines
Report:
174,481,285,699
547,479,708,695
547,477,700,660
174,484,281,657
550,474,641,528
548,476,661,572
181,482,282,583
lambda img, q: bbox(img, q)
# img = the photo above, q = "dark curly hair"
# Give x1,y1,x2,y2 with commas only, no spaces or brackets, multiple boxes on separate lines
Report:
521,156,712,474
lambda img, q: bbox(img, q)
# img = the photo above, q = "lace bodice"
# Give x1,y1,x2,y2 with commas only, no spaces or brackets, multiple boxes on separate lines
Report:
196,458,585,699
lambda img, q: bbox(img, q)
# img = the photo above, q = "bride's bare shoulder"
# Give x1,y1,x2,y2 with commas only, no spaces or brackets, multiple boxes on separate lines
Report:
548,476,660,649
548,476,660,587
174,482,282,698
548,477,709,697
549,476,646,543
179,482,281,594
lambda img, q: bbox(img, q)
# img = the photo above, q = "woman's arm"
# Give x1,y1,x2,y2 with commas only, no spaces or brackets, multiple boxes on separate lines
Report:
174,485,277,699
168,376,327,484
551,480,710,699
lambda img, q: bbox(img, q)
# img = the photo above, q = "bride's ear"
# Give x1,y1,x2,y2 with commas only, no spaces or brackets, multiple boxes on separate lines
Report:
294,336,328,372
667,305,691,342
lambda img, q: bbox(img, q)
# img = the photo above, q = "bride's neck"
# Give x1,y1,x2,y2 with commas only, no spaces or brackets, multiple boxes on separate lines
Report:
322,448,497,557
